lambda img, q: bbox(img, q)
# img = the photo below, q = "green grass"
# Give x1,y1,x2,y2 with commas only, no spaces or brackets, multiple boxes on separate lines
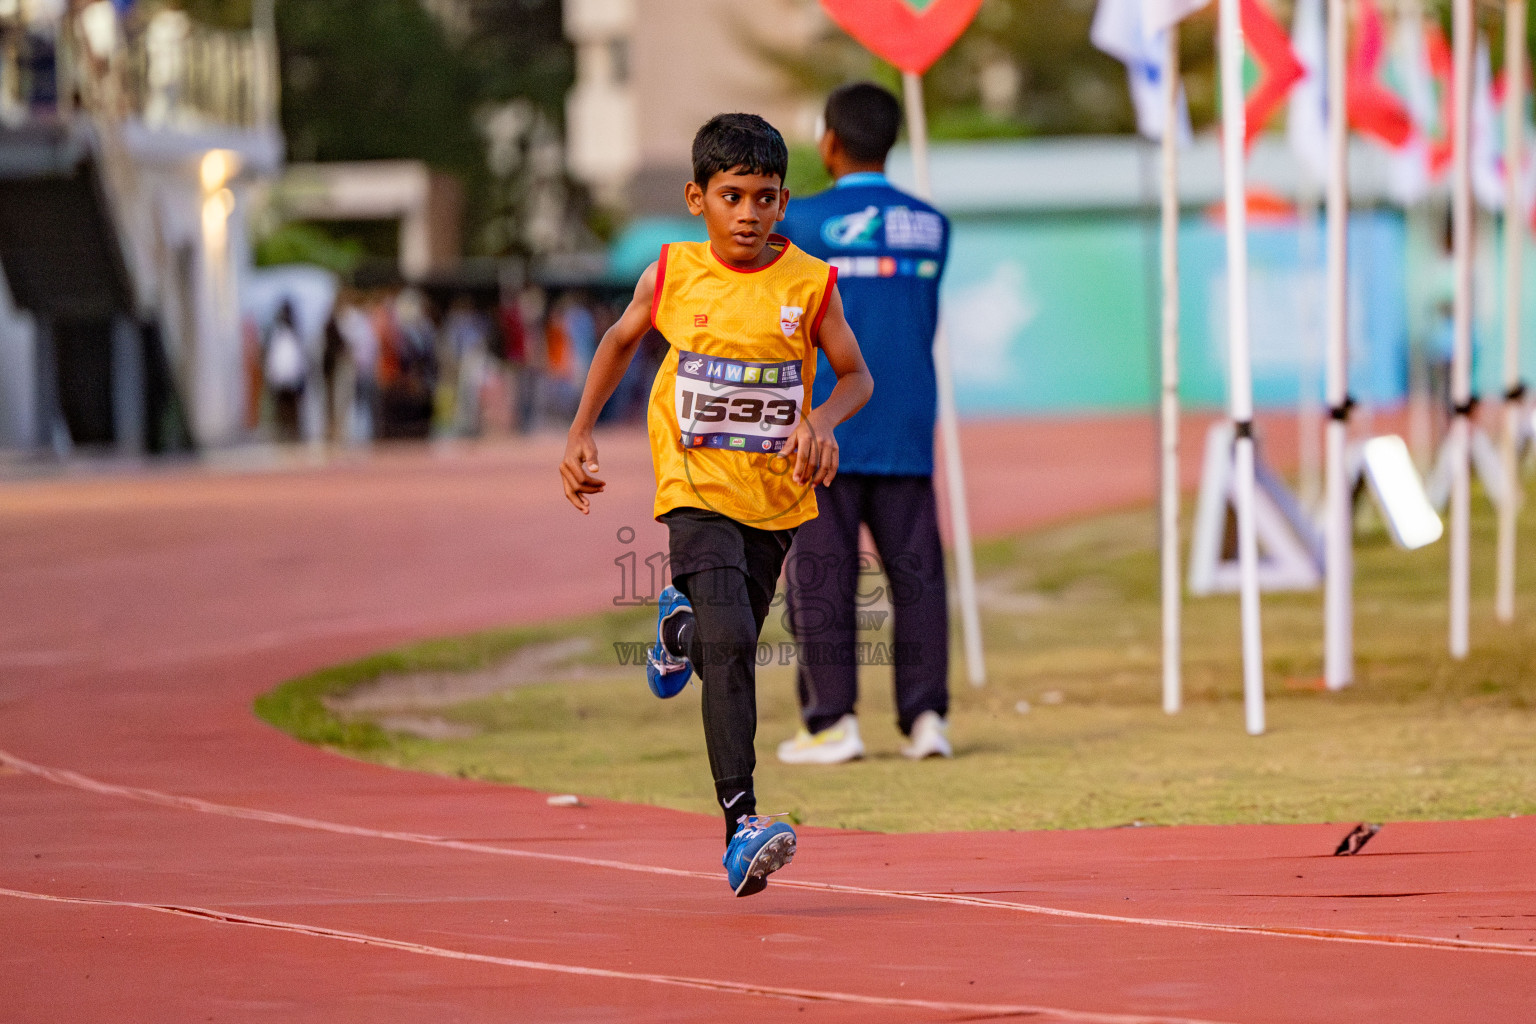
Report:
257,492,1536,833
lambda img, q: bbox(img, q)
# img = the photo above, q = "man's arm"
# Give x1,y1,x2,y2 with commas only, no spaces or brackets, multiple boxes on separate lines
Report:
559,263,659,514
782,285,873,486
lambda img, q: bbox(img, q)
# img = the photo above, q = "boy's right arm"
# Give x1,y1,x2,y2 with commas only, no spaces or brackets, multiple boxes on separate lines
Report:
559,262,659,514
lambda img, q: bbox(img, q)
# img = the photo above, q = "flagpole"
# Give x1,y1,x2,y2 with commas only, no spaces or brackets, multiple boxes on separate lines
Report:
1496,0,1526,624
1297,181,1324,514
1219,0,1266,734
902,70,987,688
1323,0,1353,689
1291,0,1326,517
1160,25,1184,715
1450,0,1475,659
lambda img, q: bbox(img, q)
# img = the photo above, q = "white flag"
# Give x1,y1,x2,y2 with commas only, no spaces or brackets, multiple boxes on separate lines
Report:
1468,36,1536,216
1286,0,1328,184
1386,13,1435,204
1145,0,1211,33
1472,37,1505,211
1092,0,1194,143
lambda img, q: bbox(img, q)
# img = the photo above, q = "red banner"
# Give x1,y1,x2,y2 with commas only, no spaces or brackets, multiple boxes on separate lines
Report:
819,0,985,76
1346,0,1413,148
1240,0,1305,149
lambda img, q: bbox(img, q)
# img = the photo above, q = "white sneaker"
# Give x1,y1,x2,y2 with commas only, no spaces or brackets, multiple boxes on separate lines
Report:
900,711,952,760
776,714,865,765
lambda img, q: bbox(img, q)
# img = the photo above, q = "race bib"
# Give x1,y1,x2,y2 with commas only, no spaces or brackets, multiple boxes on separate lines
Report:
675,351,804,453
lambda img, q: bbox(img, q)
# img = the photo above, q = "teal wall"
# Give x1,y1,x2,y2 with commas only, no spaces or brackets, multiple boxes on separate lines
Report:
941,211,1414,415
940,214,1158,413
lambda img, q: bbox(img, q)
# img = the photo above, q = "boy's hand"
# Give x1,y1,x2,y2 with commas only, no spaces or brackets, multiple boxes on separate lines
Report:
560,431,606,514
781,409,839,487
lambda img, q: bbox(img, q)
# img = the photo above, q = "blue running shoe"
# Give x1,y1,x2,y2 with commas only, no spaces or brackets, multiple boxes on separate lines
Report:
723,815,796,897
645,585,693,699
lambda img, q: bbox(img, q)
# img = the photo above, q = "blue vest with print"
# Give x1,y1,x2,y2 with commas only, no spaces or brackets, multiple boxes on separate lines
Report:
778,174,949,476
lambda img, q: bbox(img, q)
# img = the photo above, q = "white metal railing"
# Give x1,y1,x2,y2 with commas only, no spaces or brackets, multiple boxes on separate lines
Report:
0,5,277,133
0,16,61,128
124,11,278,132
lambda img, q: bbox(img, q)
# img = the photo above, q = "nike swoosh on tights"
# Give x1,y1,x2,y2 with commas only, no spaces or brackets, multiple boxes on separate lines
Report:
722,792,746,809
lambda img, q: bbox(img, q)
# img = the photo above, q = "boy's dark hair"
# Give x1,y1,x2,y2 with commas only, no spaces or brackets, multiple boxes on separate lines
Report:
692,113,789,187
824,82,901,164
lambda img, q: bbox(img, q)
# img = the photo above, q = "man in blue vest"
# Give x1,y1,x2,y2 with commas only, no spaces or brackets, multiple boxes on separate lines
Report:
777,82,952,764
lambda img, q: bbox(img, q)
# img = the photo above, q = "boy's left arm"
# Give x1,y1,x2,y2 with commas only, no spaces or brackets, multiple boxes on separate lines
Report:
783,285,872,486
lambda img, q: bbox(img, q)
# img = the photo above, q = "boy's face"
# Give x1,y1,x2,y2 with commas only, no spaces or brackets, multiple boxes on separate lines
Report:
685,167,788,268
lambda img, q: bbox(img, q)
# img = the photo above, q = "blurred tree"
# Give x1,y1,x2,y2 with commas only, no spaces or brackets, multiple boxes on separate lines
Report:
254,222,364,274
276,1,483,172
454,0,571,118
173,0,580,261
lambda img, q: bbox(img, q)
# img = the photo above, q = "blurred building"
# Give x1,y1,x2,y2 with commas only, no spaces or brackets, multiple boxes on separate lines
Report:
564,0,821,213
0,2,281,456
273,160,463,281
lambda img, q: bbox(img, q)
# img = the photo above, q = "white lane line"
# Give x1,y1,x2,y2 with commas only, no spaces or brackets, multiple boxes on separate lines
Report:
0,747,717,880
0,885,1233,1024
4,747,1531,958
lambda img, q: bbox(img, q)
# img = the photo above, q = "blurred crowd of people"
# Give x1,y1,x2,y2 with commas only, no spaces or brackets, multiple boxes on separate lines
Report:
244,283,665,445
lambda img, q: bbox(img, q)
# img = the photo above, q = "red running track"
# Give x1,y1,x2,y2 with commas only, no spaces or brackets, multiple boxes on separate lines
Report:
2,414,1532,1023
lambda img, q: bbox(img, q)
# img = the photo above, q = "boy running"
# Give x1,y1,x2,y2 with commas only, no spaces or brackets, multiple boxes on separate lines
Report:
559,113,873,896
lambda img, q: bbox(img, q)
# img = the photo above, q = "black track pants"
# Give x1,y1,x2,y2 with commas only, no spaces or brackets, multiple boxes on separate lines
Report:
783,473,950,736
663,507,795,843
677,566,774,841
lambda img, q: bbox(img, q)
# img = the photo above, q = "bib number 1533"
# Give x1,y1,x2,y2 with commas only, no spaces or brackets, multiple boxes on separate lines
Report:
678,390,797,428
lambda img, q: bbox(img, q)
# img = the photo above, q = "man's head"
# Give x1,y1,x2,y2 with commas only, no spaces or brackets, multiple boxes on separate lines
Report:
686,113,791,268
819,82,901,178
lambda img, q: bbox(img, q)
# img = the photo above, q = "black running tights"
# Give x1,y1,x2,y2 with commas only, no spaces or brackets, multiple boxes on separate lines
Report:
676,566,774,843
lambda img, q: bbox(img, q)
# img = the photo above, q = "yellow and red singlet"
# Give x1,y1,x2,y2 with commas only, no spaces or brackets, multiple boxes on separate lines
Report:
647,235,837,531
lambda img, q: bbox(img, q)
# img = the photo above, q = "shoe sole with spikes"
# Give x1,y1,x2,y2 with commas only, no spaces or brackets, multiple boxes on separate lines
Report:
733,831,796,897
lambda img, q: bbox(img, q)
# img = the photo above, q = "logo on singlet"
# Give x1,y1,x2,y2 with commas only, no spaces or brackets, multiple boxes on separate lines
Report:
780,306,803,338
